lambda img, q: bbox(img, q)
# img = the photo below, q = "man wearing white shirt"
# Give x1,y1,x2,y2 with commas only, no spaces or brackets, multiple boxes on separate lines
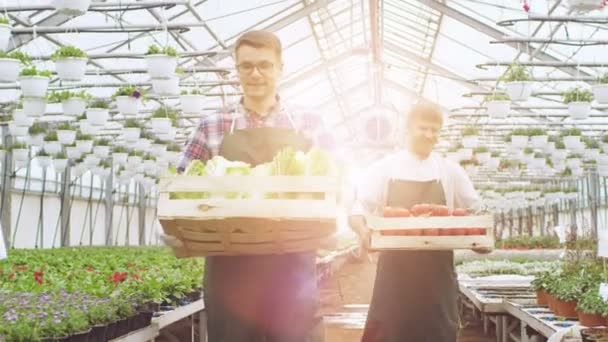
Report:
349,102,485,342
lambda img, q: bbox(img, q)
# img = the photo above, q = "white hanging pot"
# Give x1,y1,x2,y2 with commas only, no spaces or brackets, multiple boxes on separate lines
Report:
563,135,581,150
566,0,604,12
19,76,50,98
57,130,76,145
458,148,473,160
568,102,591,120
485,101,510,119
122,128,140,142
530,135,548,149
585,149,600,161
597,154,608,166
79,121,100,136
12,148,29,161
461,136,479,149
135,139,151,151
151,118,172,133
544,142,556,154
486,157,500,170
9,124,28,137
55,58,87,81
571,168,584,178
27,134,44,146
532,157,546,169
93,145,110,159
62,97,87,116
43,141,62,155
53,0,92,16
567,158,582,169
0,58,21,82
86,108,109,126
36,156,52,168
505,81,534,101
75,140,93,153
115,96,140,115
475,152,491,164
510,135,529,148
592,84,608,104
52,158,68,171
156,127,176,141
180,94,205,114
112,152,128,165
570,141,586,154
150,143,167,157
13,111,34,127
22,97,47,117
151,77,180,96
66,146,81,159
145,54,177,79
127,155,143,166
84,154,100,168
0,24,11,52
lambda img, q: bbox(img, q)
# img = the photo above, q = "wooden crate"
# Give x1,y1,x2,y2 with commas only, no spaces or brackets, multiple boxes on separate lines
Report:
158,175,338,256
367,215,494,251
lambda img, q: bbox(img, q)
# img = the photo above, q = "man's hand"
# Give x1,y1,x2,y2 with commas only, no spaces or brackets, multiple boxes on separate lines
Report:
348,215,372,250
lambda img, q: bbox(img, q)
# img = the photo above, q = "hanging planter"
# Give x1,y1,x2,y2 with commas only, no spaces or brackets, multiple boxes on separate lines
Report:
157,127,176,142
84,154,100,168
460,160,479,176
150,105,177,133
36,150,52,168
0,51,29,82
18,66,52,97
22,97,47,117
561,129,582,150
500,62,534,101
144,45,179,78
593,75,608,103
75,133,94,153
150,141,167,157
112,147,129,165
566,0,605,12
122,119,141,142
151,77,180,96
544,141,556,154
165,145,181,164
529,129,548,149
78,121,100,136
0,17,12,51
57,123,77,145
508,129,529,149
86,99,110,126
522,148,534,164
563,87,593,120
51,46,88,81
93,139,111,159
458,148,473,161
27,124,46,145
13,110,34,127
43,132,62,155
66,146,81,160
49,90,91,117
486,155,500,170
473,147,490,164
8,123,28,137
127,151,144,167
531,153,546,169
483,93,510,119
52,152,68,171
113,85,145,116
180,89,205,114
10,144,28,161
52,0,92,16
135,138,152,152
566,154,582,169
461,126,479,148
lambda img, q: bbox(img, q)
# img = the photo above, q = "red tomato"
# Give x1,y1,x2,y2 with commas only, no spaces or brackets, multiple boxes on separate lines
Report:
452,208,468,216
423,228,440,236
383,207,397,217
430,205,449,216
393,208,411,217
449,228,467,236
411,204,432,216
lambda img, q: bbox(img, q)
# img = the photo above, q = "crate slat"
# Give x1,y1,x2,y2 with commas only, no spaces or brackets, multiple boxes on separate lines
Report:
159,176,338,193
366,215,493,230
370,234,494,250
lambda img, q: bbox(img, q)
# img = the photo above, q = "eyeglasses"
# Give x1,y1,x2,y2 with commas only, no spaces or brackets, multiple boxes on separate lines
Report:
236,61,275,75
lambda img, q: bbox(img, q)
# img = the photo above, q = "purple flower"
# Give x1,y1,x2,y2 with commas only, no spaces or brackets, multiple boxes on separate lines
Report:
132,90,141,99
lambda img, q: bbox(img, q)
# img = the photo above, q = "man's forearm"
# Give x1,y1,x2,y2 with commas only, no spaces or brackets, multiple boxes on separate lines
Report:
348,215,367,236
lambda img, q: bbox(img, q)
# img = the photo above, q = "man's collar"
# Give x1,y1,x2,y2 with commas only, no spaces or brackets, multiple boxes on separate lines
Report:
239,95,282,119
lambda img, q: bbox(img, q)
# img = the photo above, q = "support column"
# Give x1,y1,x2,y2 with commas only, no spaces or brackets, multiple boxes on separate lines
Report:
60,165,71,247
589,171,599,238
0,125,12,251
518,209,523,235
105,162,114,246
138,184,146,246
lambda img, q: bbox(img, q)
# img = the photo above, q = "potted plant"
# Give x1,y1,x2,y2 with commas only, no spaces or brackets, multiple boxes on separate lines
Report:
165,144,182,164
93,138,111,158
500,62,534,101
461,126,479,148
528,128,548,148
79,120,101,136
583,138,600,160
13,107,34,127
136,131,153,151
150,105,177,133
530,152,546,169
144,45,178,79
8,122,27,137
52,0,92,16
49,90,91,116
459,159,479,176
122,119,141,142
180,88,205,114
472,146,490,164
75,132,94,153
113,85,145,116
18,66,52,98
561,128,582,150
84,153,101,168
112,146,129,165
0,15,12,51
36,149,52,168
27,122,46,146
43,131,62,154
86,99,109,126
593,73,608,103
498,158,519,173
567,152,583,169
485,152,500,169
128,150,144,166
21,96,47,118
563,87,593,120
483,93,510,119
0,51,31,82
157,126,177,142
143,154,157,176
65,143,81,160
152,76,180,96
150,138,168,157
51,45,88,81
10,143,29,161
52,151,69,171
57,122,77,145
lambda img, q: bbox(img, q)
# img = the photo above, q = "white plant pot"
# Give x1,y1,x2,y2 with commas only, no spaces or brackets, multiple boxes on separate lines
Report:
145,54,178,79
530,135,548,149
79,121,100,136
458,148,473,161
122,128,140,142
571,168,584,178
62,97,87,116
52,159,68,171
151,118,172,133
567,158,582,169
511,135,529,148
66,146,81,160
86,108,109,126
27,134,44,146
43,141,62,155
567,0,604,12
544,142,556,154
150,143,167,157
446,152,460,162
135,139,151,151
156,127,176,141
127,155,142,166
165,151,180,164
568,102,591,120
12,148,28,161
563,135,581,150
93,145,110,159
464,165,478,176
523,153,533,164
592,84,608,104
0,24,11,52
475,152,491,164
36,156,52,168
597,154,608,165
570,141,586,154
151,77,180,96
180,94,205,114
112,152,128,165
75,140,93,153
8,124,28,137
485,100,510,119
0,58,21,82
22,97,47,117
599,168,608,177
84,154,100,168
585,149,600,161
486,157,500,170
462,136,479,149
57,130,76,145
505,81,534,101
115,96,140,115
55,58,87,81
53,0,92,16
19,76,50,98
532,158,546,169
13,112,34,127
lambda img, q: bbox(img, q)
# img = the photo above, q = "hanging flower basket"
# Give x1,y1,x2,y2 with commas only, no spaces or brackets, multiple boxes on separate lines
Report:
157,127,176,141
505,82,534,101
54,57,87,81
112,152,128,165
127,155,143,166
568,102,591,120
150,143,167,157
486,157,500,170
566,157,582,169
592,84,608,104
462,136,479,149
530,135,548,149
151,118,172,133
66,146,81,160
57,130,76,145
93,145,110,159
151,77,180,96
510,135,528,148
43,141,62,155
115,96,140,115
563,136,581,150
144,51,178,79
122,128,140,142
180,93,205,114
19,67,51,97
62,97,87,117
86,107,109,126
23,97,47,117
0,22,11,51
79,121,100,136
13,111,34,127
475,152,491,164
135,138,152,151
84,154,100,168
75,140,93,153
36,155,52,168
585,149,600,161
27,134,44,146
0,58,22,82
9,124,28,137
52,0,92,16
52,158,68,171
458,148,473,160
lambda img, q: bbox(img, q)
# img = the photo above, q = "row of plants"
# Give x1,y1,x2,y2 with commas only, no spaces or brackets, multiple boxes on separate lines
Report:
0,247,204,341
456,259,556,277
495,236,596,250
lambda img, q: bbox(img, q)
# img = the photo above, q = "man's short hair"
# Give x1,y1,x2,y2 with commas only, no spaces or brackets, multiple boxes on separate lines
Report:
234,30,282,61
406,102,444,127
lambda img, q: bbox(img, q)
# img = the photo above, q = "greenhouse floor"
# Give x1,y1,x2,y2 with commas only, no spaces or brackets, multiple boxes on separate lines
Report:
319,254,496,342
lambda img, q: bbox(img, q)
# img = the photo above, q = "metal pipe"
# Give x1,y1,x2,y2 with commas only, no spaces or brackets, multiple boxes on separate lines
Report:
27,50,230,61
491,37,608,46
469,76,601,82
454,105,608,111
3,1,191,12
497,15,608,26
0,80,239,90
477,61,608,68
10,22,240,34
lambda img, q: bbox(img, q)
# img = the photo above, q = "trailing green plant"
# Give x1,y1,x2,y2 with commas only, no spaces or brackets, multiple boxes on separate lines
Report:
95,139,110,146
129,150,144,157
0,16,10,25
555,141,566,149
99,160,112,169
43,131,58,142
523,147,534,154
499,159,519,169
124,119,141,128
567,153,583,159
89,99,109,109
48,90,91,103
113,146,128,153
146,45,179,57
491,152,500,157
483,93,510,102
180,88,204,96
152,105,179,126
500,62,532,82
527,128,547,136
57,122,74,131
37,149,50,157
583,137,600,149
0,114,13,123
534,152,544,158
50,45,87,60
140,131,155,140
54,151,67,159
459,159,478,167
112,85,146,100
473,147,489,153
28,123,46,136
143,154,156,161
167,144,182,152
461,126,479,136
562,87,593,104
0,51,31,64
19,66,52,78
561,128,582,137
598,73,608,84
76,132,92,141
9,143,27,151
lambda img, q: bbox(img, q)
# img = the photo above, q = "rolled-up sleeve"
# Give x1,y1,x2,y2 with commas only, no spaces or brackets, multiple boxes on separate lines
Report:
177,119,212,172
452,163,482,211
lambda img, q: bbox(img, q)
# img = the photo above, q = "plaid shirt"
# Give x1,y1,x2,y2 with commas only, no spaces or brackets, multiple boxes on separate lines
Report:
177,98,334,172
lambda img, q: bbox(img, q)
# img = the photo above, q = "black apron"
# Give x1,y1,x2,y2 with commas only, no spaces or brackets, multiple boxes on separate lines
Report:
203,121,319,342
361,179,459,342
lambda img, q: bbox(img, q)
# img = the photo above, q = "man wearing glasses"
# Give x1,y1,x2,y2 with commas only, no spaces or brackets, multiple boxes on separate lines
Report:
176,30,331,342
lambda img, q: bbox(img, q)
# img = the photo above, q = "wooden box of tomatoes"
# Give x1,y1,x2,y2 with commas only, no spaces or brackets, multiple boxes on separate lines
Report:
366,204,494,251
